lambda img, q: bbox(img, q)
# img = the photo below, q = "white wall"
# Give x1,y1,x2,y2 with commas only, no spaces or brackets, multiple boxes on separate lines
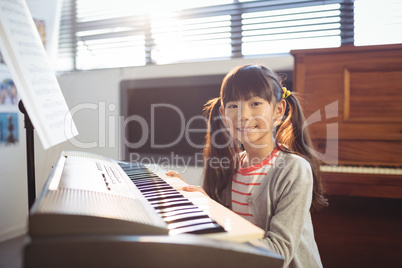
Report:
0,0,294,242
0,0,62,242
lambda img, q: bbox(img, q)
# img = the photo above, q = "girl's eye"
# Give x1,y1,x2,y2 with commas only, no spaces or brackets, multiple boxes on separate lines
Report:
227,104,238,109
251,102,262,106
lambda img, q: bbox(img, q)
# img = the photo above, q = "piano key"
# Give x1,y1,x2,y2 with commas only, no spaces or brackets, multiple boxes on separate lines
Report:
135,180,171,187
138,186,175,193
149,197,189,205
127,170,150,174
132,177,164,183
320,165,402,175
124,169,155,174
143,189,180,198
125,171,150,176
167,218,215,230
152,201,194,210
132,177,165,182
134,180,173,188
121,167,145,172
159,208,205,218
134,179,167,185
162,211,212,226
146,193,184,202
136,182,168,189
155,205,202,214
149,196,191,204
129,175,160,180
164,211,211,223
169,222,225,235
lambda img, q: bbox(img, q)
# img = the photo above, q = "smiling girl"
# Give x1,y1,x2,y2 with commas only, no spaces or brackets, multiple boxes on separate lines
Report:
167,64,327,268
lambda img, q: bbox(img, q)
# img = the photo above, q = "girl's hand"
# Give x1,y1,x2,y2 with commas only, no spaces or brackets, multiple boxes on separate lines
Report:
165,170,185,182
182,185,208,196
166,170,208,196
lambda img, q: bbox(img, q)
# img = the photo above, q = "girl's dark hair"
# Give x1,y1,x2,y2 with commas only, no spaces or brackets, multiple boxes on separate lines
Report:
203,65,328,211
202,97,240,205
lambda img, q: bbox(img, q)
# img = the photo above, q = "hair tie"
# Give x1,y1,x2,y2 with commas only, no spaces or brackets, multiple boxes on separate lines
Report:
282,87,291,99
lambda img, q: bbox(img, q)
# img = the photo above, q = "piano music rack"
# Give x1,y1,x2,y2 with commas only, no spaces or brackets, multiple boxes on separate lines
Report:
18,100,36,210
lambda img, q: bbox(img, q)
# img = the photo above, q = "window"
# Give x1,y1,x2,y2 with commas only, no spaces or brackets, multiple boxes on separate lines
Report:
151,15,232,64
57,0,401,71
354,0,402,46
241,4,343,55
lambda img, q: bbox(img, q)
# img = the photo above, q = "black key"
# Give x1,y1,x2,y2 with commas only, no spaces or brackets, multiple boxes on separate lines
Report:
164,212,211,223
153,201,194,210
169,222,225,235
146,193,184,202
143,189,179,198
136,182,168,189
138,185,174,193
155,205,199,214
150,197,189,205
167,218,215,230
159,208,204,218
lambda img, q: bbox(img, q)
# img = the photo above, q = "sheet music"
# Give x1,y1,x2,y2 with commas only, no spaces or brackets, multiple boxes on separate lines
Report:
0,0,78,149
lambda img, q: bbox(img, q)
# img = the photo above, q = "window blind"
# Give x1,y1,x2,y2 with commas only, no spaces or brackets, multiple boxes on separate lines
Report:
242,3,344,55
57,0,360,71
354,0,402,46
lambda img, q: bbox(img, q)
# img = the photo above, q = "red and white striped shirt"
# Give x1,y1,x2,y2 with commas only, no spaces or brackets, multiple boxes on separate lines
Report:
231,148,280,224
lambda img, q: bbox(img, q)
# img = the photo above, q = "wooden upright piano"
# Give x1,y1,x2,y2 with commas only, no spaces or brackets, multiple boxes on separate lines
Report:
291,44,402,268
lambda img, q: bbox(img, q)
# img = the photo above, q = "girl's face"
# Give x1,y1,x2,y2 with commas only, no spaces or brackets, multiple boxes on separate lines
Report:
221,95,284,149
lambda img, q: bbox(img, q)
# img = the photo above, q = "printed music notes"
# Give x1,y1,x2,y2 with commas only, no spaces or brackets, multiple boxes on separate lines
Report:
0,0,78,149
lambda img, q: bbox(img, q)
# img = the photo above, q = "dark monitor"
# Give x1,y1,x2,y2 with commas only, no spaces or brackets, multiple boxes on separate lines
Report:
120,75,224,166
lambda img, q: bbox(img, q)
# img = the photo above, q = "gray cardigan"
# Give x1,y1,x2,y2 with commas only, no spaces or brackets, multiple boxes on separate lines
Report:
220,151,323,268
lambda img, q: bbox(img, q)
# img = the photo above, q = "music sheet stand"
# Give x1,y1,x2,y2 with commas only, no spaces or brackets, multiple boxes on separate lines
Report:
18,100,36,209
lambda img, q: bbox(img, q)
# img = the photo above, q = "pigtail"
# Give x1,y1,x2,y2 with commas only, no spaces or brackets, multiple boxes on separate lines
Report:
276,93,328,211
202,98,240,205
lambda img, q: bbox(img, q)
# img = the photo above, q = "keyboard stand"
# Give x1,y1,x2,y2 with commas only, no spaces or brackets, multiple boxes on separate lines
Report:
24,234,284,268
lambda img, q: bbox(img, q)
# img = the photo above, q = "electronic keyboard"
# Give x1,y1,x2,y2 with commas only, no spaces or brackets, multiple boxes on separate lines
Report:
29,151,265,242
